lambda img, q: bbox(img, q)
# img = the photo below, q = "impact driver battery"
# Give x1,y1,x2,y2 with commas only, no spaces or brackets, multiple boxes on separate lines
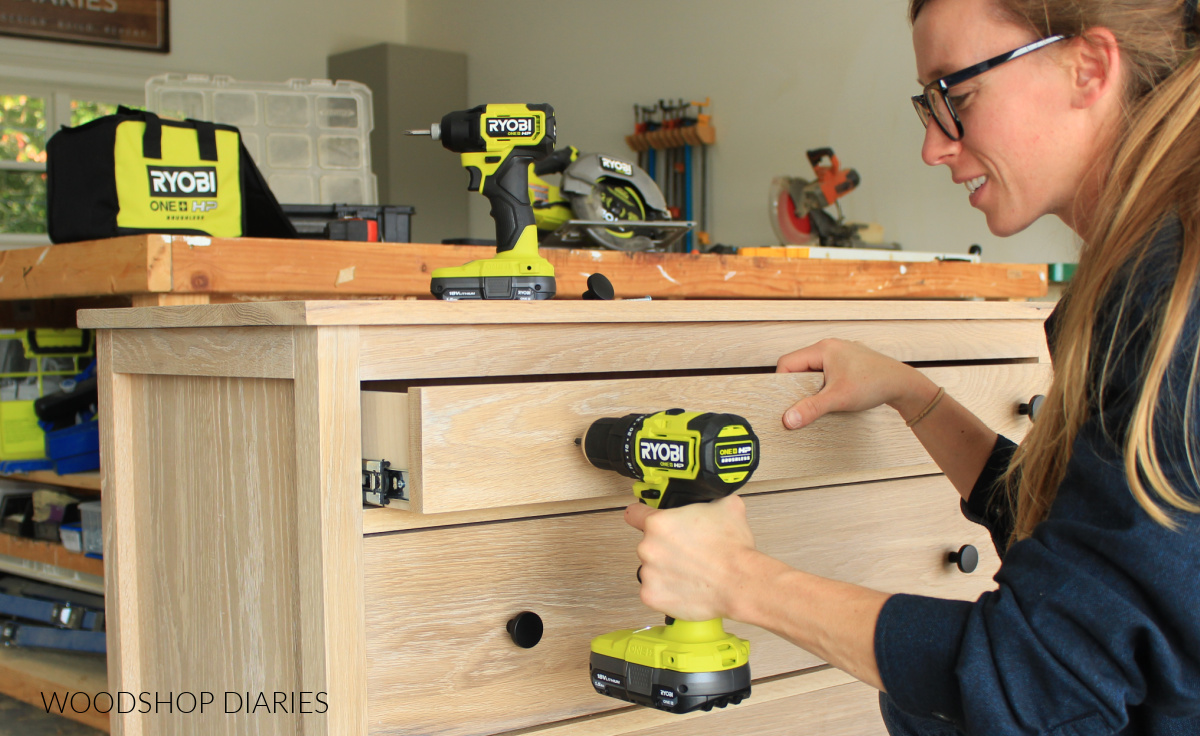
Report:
590,653,751,714
429,274,556,301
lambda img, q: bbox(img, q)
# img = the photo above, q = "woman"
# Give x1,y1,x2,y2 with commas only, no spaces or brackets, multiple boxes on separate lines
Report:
625,0,1200,733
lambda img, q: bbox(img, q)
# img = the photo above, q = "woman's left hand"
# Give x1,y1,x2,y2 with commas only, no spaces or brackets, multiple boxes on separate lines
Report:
624,495,759,622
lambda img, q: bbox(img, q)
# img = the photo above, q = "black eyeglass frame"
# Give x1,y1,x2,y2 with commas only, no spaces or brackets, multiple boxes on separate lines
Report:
912,34,1072,141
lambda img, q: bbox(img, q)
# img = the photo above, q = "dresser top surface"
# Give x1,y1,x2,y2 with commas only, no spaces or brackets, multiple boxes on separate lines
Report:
77,299,1055,330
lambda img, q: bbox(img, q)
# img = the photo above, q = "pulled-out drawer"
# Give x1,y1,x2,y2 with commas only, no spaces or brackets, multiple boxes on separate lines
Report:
364,474,998,736
363,363,1051,514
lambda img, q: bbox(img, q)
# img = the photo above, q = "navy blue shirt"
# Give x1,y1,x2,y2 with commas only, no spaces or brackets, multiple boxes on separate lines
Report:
875,218,1200,735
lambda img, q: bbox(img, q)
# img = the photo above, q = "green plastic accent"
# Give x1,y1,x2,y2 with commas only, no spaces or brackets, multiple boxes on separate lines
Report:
1048,263,1077,283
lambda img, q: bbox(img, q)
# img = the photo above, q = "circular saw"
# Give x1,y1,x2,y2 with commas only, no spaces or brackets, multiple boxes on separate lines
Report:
530,149,683,251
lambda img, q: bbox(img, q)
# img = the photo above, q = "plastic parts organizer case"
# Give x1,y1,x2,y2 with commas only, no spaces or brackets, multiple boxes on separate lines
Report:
145,73,378,206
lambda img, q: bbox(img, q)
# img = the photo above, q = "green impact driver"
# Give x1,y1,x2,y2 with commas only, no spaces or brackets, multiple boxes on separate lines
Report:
406,104,556,300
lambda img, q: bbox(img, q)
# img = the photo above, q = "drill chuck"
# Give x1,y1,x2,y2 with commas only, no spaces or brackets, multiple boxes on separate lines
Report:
579,414,642,478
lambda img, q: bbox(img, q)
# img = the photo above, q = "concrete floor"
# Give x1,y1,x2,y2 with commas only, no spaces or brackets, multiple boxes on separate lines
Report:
0,692,104,735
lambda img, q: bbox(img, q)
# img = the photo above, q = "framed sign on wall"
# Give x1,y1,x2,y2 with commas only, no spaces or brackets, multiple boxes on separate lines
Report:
0,0,168,53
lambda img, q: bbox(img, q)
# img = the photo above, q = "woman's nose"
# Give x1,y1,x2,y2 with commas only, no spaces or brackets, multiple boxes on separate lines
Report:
920,121,960,166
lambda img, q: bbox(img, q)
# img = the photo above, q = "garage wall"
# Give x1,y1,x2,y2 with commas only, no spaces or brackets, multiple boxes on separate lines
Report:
0,0,408,93
404,0,1077,265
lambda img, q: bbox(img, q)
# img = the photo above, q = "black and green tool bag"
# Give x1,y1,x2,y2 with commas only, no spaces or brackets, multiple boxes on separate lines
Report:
46,106,296,243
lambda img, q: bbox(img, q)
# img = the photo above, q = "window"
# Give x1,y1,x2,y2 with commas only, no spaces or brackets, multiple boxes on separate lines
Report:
0,87,139,246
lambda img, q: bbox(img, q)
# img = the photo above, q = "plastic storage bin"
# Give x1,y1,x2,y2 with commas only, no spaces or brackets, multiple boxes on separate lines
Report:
145,73,378,206
59,523,82,554
78,500,101,556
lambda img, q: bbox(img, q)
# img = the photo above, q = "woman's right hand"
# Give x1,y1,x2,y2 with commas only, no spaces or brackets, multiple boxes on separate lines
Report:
776,339,938,429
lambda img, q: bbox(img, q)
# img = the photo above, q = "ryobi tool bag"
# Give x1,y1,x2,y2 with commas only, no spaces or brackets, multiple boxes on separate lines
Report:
46,106,296,243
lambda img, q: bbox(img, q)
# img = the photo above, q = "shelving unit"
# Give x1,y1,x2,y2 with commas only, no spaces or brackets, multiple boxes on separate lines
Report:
0,471,101,493
0,645,108,731
0,469,109,731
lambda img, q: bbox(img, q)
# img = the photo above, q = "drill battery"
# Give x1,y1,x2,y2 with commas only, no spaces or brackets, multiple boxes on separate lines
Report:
281,204,414,243
590,622,752,714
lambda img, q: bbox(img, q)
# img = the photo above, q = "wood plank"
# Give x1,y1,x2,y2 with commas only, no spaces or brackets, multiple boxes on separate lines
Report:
166,237,1046,299
359,319,1050,382
0,470,101,492
78,298,1055,330
308,296,1054,326
130,294,210,308
0,533,103,577
361,391,409,467
293,327,367,736
363,474,998,736
0,236,169,300
110,327,295,379
115,374,308,735
79,301,309,330
400,363,1049,514
96,331,142,736
501,667,859,735
0,646,110,732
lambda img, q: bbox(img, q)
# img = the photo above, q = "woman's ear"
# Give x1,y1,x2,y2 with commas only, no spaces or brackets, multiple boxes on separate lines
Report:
1069,28,1122,110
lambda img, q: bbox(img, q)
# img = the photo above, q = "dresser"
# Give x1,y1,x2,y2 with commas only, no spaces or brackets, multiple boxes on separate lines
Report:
80,299,1052,735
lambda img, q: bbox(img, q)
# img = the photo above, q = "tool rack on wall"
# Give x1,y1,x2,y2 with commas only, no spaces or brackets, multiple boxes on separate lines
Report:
626,98,715,253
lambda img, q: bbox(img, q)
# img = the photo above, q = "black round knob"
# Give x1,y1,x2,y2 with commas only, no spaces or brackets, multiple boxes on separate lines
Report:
948,545,979,574
582,273,615,300
1017,394,1046,422
506,611,543,648
968,244,983,257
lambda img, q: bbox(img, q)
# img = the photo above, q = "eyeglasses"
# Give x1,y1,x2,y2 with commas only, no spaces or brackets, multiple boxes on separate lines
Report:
912,34,1072,141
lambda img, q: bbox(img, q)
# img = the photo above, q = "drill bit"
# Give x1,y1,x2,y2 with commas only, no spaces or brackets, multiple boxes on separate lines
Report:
404,123,442,140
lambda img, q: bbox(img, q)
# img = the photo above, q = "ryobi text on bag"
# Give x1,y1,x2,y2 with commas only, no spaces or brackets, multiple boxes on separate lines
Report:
148,166,218,197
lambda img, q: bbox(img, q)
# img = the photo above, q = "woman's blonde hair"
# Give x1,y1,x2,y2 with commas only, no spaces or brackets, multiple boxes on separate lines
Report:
911,0,1200,541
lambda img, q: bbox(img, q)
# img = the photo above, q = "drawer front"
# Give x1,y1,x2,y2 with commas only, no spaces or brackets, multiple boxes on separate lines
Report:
364,474,998,736
615,680,885,736
399,363,1049,514
496,669,880,736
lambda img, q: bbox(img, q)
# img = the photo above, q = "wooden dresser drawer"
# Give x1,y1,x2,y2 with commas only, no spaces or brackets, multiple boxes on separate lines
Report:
365,363,1050,515
364,474,998,736
505,668,884,736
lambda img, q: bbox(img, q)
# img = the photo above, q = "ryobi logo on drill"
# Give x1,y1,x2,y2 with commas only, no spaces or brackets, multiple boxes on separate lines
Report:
148,166,218,197
715,441,755,469
639,438,691,470
600,156,634,176
486,116,538,137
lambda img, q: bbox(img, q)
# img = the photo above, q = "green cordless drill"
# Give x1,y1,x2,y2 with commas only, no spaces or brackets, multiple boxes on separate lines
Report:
406,104,557,300
577,409,760,714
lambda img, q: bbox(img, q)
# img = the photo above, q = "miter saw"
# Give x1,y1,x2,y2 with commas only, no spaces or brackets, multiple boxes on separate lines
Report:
529,147,693,251
770,148,871,248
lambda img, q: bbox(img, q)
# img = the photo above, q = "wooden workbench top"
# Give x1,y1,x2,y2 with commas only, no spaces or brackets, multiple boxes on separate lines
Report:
78,297,1055,329
5,234,1048,307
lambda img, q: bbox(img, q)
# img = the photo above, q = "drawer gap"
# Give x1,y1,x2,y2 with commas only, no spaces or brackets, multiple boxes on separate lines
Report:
362,365,777,393
361,471,950,538
909,356,1041,368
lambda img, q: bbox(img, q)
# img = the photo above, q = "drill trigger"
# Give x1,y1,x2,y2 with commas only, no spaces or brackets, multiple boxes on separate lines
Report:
465,166,483,192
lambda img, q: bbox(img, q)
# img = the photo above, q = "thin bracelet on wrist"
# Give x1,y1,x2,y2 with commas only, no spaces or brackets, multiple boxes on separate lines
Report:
905,386,946,428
